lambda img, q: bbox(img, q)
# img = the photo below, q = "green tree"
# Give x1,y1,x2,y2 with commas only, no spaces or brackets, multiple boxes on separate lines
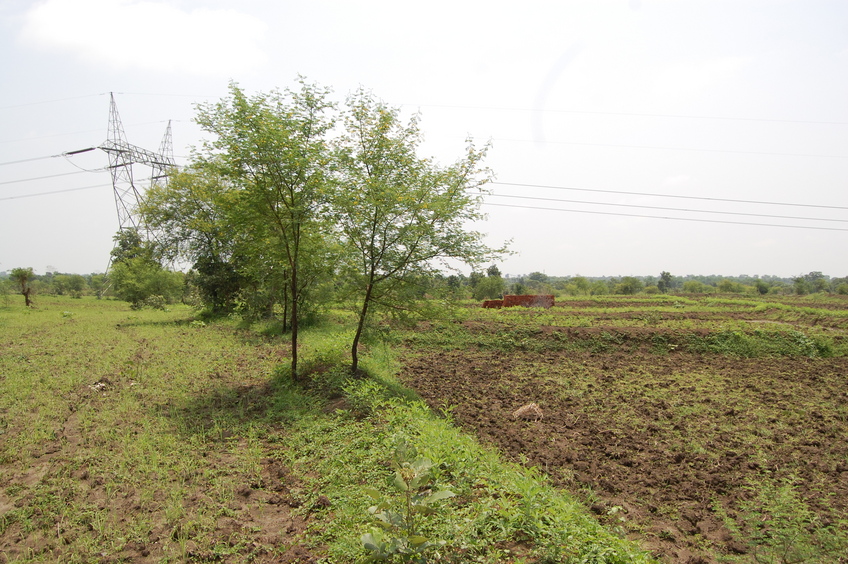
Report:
141,166,246,314
193,81,335,379
109,229,183,308
572,276,590,295
658,271,673,293
486,264,501,278
527,271,548,284
467,271,484,288
66,274,87,298
10,267,35,307
473,275,505,300
718,279,745,293
333,90,499,373
88,273,106,298
589,280,609,295
109,257,184,308
511,281,527,295
683,280,711,293
52,274,69,295
615,276,644,295
793,276,810,295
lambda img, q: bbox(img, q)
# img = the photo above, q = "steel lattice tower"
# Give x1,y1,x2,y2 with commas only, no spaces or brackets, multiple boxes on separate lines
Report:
100,93,175,232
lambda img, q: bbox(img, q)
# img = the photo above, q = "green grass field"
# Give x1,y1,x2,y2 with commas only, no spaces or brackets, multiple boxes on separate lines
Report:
0,296,652,563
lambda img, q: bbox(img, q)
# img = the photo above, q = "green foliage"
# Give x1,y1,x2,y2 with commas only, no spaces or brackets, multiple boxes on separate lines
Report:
9,267,35,307
511,281,526,295
108,229,184,308
361,440,455,563
719,476,848,563
589,280,609,295
472,275,504,300
657,271,673,293
333,89,501,373
192,80,337,378
718,278,748,293
684,329,832,358
562,276,591,296
682,280,713,293
109,256,184,309
614,276,644,295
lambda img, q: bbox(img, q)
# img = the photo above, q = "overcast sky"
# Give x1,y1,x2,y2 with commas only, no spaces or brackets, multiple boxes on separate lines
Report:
1,0,846,278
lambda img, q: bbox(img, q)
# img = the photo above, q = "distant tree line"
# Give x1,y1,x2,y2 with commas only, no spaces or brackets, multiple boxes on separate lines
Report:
0,268,109,302
468,270,848,297
4,266,846,311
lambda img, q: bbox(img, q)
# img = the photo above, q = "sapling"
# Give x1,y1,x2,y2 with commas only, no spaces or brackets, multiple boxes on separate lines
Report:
361,439,455,563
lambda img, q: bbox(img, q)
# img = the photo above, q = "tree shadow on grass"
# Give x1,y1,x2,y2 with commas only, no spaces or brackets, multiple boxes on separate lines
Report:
159,374,319,442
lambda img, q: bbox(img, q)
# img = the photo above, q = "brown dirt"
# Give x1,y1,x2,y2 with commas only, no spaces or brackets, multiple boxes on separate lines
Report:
0,396,320,564
398,334,848,563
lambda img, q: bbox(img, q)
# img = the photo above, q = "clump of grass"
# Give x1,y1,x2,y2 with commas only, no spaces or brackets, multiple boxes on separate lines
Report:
683,329,834,358
281,348,654,563
717,475,848,564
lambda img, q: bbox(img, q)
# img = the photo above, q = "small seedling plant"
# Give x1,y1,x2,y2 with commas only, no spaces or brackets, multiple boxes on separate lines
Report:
361,440,455,563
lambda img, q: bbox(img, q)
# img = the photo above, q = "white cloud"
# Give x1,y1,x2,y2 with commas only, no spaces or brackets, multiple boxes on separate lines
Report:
19,0,268,76
652,56,752,99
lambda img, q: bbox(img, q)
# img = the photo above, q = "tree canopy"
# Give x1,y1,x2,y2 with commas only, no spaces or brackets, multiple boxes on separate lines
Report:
140,80,503,378
333,89,497,372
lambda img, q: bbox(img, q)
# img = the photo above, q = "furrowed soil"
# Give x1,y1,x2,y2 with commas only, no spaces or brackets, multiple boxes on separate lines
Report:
398,296,848,563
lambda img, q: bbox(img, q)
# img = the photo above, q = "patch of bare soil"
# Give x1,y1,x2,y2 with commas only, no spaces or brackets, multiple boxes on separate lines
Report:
399,340,848,563
0,385,321,564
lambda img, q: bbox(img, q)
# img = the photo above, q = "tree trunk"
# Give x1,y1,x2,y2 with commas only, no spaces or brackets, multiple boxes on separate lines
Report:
23,288,33,308
282,280,289,331
350,283,373,375
290,267,298,380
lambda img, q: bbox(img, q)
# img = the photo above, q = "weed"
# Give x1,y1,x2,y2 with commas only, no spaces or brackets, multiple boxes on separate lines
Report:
718,476,848,563
361,439,455,563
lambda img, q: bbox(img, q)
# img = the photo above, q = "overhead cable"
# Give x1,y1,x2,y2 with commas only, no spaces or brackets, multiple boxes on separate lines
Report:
491,182,848,211
482,202,848,232
0,147,97,167
486,193,848,224
491,137,848,159
0,184,110,201
405,103,848,126
0,93,106,111
0,170,103,186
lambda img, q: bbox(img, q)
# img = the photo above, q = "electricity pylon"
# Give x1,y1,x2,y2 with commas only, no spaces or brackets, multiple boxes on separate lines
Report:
100,93,175,233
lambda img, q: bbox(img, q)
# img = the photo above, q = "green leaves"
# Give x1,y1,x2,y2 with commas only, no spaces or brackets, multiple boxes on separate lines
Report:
141,78,505,375
361,439,454,563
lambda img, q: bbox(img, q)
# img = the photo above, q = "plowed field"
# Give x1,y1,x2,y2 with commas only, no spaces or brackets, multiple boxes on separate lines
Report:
398,295,848,563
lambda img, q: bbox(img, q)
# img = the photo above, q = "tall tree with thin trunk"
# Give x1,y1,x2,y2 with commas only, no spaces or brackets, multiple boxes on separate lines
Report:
334,90,503,374
193,81,334,379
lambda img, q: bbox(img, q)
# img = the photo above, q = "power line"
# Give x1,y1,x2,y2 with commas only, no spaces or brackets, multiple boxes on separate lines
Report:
0,170,104,186
481,201,848,232
406,103,848,126
491,182,848,211
487,193,848,224
0,147,98,167
0,93,106,111
0,120,184,146
0,183,110,201
491,137,848,159
0,154,62,166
